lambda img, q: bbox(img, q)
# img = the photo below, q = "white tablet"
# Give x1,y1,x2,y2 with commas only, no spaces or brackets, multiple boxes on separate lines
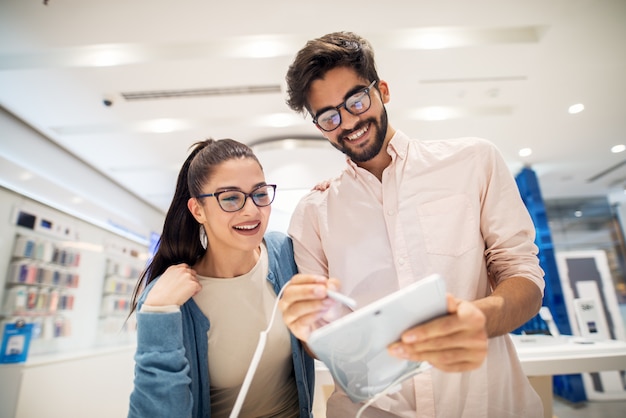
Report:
307,274,448,403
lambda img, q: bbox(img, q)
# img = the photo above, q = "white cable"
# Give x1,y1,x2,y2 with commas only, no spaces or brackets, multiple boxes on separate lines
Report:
229,283,288,418
355,362,433,418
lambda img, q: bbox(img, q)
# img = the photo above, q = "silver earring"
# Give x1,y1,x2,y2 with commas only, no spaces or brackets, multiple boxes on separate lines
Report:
199,225,208,249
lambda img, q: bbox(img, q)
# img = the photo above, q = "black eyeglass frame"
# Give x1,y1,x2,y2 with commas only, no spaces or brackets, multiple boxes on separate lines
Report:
196,184,277,213
311,80,377,132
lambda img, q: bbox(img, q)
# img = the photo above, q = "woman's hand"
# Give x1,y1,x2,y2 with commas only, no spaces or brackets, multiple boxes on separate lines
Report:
312,179,331,191
144,263,202,307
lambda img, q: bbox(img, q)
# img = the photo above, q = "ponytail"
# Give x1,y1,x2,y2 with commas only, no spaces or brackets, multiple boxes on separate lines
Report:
129,141,209,315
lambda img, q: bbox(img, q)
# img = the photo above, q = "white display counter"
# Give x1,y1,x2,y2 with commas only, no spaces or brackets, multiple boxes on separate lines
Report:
511,334,626,418
314,334,626,418
511,334,626,376
0,345,136,418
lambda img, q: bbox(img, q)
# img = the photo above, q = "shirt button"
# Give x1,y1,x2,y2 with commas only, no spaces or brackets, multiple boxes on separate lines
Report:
387,209,395,216
398,257,405,265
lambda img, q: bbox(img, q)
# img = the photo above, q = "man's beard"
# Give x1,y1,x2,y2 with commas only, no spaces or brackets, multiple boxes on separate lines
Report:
332,107,388,163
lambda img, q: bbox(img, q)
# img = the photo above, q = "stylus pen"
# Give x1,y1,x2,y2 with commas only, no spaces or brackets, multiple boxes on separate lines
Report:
326,289,357,310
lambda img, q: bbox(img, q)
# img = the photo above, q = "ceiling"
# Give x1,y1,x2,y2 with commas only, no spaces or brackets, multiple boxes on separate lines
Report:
1,0,625,219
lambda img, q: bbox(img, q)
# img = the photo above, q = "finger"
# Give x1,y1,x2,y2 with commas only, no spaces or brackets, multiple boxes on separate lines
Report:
282,280,330,304
280,293,334,320
280,298,335,342
399,327,487,355
174,263,189,270
191,279,202,295
388,335,487,368
446,293,459,314
414,346,487,372
288,273,328,285
423,354,485,373
326,277,342,292
282,305,327,332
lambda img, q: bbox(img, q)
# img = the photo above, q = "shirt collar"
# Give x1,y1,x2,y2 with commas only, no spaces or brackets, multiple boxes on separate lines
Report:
387,130,409,160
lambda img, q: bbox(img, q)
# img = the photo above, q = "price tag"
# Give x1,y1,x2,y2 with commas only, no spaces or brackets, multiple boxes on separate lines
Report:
0,320,34,363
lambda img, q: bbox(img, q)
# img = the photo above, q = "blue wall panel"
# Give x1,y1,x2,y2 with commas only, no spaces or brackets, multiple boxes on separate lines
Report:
514,167,586,403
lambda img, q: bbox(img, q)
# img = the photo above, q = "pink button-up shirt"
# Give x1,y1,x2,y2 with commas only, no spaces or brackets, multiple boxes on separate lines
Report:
288,131,545,417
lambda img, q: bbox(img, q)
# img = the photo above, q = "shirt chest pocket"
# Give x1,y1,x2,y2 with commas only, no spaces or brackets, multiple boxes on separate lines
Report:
416,194,480,257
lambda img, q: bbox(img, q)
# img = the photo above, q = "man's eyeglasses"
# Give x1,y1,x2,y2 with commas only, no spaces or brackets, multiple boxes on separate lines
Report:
312,80,377,132
196,184,277,212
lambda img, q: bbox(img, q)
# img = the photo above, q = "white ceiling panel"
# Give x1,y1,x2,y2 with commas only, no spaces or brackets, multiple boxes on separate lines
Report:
0,0,624,218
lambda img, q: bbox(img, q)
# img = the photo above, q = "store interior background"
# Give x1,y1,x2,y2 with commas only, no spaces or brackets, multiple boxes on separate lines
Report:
0,1,625,417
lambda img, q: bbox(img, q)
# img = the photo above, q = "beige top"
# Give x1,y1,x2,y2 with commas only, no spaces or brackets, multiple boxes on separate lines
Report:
191,243,299,417
289,131,545,417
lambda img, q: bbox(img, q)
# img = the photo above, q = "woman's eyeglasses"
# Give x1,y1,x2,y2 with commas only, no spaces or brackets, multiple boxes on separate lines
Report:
196,184,276,212
312,80,377,132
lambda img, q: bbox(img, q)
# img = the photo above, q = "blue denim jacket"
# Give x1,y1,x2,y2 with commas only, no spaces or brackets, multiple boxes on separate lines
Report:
128,231,315,418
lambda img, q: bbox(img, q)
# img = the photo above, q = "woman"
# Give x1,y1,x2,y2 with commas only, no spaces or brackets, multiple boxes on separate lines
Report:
127,138,315,418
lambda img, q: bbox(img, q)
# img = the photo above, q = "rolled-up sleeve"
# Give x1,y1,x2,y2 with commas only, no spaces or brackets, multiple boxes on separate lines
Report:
479,140,545,294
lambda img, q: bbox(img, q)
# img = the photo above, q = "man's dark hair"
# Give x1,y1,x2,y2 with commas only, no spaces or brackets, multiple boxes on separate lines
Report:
285,31,380,115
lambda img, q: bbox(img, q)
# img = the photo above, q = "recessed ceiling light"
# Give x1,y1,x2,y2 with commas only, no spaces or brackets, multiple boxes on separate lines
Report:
568,103,584,114
422,106,458,120
85,45,138,67
518,148,532,157
407,105,512,121
409,106,461,121
611,144,626,153
388,26,543,50
139,118,191,133
257,113,301,128
91,51,125,67
19,171,34,181
229,35,293,58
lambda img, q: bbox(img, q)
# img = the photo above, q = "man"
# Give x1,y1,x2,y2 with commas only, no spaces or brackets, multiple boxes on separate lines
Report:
278,31,545,417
